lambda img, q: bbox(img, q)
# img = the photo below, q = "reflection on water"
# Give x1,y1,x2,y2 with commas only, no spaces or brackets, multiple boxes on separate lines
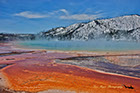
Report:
18,40,140,51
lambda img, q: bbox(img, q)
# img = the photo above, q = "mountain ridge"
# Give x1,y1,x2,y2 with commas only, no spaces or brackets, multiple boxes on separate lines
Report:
39,14,140,41
0,15,140,42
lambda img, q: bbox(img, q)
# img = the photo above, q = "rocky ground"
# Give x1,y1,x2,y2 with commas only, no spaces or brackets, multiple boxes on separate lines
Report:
0,42,140,93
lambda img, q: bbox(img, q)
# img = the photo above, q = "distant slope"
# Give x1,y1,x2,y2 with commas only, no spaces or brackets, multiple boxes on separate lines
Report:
39,15,140,41
0,33,35,41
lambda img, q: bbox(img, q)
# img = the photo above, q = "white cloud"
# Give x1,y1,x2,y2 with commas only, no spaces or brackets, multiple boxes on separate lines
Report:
59,9,69,15
14,11,49,19
13,9,68,19
13,9,102,20
95,10,103,14
50,9,69,15
60,14,100,20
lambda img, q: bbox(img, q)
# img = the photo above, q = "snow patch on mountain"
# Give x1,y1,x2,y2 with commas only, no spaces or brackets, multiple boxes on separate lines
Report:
39,15,140,41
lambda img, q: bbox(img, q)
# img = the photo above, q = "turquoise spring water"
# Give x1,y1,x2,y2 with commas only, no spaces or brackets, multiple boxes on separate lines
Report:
18,40,140,51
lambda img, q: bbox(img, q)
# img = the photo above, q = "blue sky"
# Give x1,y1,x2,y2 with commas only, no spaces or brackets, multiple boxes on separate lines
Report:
0,0,140,33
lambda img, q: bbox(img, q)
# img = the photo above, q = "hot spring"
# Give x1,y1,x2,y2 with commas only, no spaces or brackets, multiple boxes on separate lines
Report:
17,39,140,51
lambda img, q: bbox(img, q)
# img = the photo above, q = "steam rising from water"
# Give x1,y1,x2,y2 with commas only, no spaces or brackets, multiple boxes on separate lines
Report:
18,39,140,51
